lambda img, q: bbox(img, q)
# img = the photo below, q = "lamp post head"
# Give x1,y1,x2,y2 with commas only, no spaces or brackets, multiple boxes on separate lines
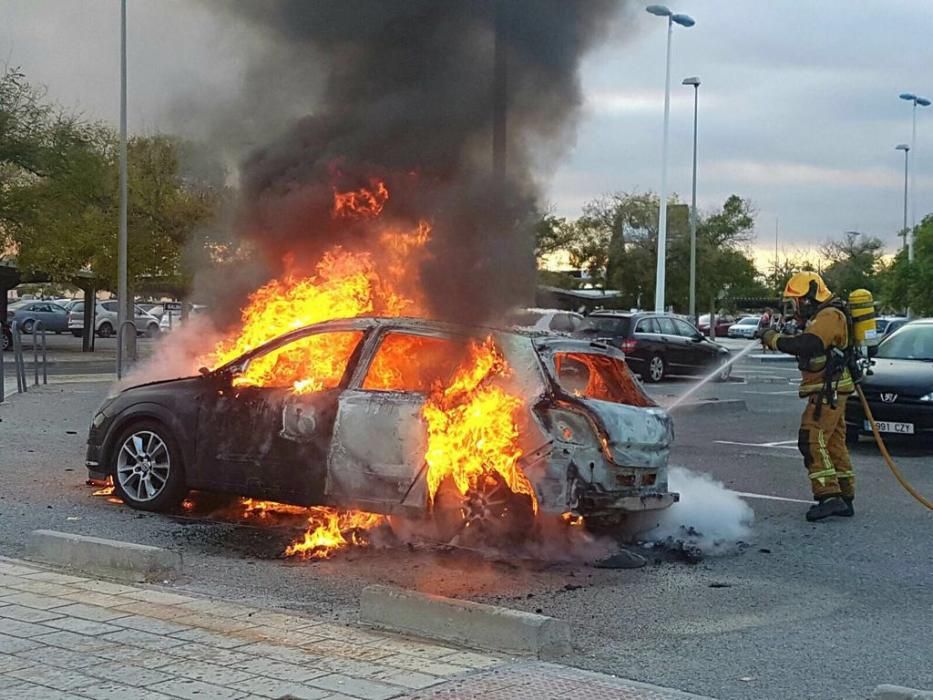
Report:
896,144,910,152
646,4,673,17
682,76,701,87
899,92,917,102
918,97,932,107
672,13,695,26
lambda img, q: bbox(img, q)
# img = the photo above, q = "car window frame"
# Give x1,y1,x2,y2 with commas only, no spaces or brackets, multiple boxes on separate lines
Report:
673,319,700,337
355,328,471,395
656,316,678,335
234,327,369,392
635,317,659,334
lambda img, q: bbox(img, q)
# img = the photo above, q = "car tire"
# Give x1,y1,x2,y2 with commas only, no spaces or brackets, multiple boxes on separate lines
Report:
111,419,187,512
21,319,34,334
71,330,82,337
1,329,11,351
146,323,160,338
645,354,666,383
431,473,536,546
98,322,114,338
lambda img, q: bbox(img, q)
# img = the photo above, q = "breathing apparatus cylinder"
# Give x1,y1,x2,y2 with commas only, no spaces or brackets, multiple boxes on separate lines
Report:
848,289,877,348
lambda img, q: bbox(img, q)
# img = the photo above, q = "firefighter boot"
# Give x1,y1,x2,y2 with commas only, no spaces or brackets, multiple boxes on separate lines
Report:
805,496,849,522
838,497,854,517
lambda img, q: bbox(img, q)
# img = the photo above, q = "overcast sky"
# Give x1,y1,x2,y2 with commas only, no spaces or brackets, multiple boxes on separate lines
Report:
3,0,933,267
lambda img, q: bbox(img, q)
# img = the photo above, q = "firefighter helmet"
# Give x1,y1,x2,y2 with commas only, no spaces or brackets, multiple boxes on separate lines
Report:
783,271,832,303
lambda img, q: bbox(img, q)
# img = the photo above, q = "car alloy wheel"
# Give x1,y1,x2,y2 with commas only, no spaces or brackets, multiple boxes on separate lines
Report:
98,322,114,338
647,355,665,383
432,473,536,546
21,319,35,334
1,330,10,351
111,421,186,511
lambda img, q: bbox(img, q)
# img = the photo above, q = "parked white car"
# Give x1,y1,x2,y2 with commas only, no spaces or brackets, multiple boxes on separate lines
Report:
68,301,161,338
727,316,762,339
508,308,585,334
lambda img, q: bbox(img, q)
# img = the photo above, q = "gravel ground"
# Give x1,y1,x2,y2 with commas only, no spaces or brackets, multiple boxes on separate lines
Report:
1,378,930,700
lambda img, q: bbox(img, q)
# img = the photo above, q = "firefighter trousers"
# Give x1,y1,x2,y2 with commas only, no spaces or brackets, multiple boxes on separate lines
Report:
798,393,855,500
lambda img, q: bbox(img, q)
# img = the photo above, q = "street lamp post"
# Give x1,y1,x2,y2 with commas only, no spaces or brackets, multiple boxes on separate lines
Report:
896,144,910,252
118,0,129,360
646,5,695,313
899,92,931,263
683,76,700,324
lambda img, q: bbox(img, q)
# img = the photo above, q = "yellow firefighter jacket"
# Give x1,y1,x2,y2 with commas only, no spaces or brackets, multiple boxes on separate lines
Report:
774,303,854,397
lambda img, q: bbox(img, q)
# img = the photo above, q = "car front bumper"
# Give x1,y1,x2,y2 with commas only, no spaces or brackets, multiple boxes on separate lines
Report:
846,397,933,436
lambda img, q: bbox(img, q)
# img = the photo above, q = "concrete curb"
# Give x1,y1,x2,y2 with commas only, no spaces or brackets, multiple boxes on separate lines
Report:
665,398,747,415
360,584,572,659
875,685,933,699
25,529,181,583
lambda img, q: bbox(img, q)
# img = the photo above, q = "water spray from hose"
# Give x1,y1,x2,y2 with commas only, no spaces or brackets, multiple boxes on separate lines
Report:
665,341,759,411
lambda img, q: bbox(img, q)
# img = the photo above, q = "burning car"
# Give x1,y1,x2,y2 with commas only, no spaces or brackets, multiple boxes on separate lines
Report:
86,317,677,539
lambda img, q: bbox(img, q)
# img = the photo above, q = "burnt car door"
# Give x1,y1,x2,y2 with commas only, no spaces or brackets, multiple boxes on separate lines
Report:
326,328,468,513
193,328,367,504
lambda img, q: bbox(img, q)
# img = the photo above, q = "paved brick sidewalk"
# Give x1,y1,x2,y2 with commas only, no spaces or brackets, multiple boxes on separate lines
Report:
0,558,713,700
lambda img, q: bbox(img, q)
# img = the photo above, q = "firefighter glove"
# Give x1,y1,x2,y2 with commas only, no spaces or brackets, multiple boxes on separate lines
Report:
761,329,780,351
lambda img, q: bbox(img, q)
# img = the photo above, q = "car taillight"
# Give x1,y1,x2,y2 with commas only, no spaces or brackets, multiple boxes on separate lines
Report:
619,339,638,353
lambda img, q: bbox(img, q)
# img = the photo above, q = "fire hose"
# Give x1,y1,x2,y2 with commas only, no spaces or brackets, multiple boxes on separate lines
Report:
855,385,933,510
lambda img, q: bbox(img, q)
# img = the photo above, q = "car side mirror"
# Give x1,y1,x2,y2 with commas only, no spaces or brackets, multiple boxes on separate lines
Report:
867,344,879,358
692,333,704,342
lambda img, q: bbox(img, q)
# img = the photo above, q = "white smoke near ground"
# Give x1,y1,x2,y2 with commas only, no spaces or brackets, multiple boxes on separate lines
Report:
114,318,224,394
646,466,755,556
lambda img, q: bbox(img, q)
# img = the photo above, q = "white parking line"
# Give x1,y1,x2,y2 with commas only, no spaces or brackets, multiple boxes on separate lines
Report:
729,490,812,504
715,439,798,450
741,389,800,396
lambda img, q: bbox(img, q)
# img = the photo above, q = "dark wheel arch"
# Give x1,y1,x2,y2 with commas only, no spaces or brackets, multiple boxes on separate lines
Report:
102,403,198,485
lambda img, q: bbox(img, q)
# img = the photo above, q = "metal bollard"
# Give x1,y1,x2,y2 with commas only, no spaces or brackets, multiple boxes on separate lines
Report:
116,320,137,379
32,320,41,386
12,320,26,393
41,323,47,385
0,328,5,403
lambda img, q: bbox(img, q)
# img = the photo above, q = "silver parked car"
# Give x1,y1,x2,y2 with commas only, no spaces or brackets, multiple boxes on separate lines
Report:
5,300,70,333
68,301,161,338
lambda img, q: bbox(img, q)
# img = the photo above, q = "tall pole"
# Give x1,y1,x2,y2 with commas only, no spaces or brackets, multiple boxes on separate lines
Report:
909,100,917,263
654,17,673,312
687,81,698,323
902,147,910,251
492,0,507,184
118,0,129,353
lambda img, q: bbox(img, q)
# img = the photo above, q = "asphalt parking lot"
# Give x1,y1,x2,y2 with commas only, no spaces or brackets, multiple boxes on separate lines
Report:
0,340,930,700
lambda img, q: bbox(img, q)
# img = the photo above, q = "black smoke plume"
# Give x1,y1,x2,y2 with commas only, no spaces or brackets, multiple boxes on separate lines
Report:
208,0,619,323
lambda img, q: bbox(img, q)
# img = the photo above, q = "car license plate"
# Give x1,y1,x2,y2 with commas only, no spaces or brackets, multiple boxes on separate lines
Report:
864,420,914,434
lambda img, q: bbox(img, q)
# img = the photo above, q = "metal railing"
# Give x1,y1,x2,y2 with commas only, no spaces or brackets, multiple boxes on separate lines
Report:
32,320,48,387
2,320,49,401
116,320,137,379
11,320,27,394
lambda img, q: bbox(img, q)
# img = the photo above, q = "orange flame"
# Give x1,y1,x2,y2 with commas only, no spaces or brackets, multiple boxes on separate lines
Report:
285,507,385,559
206,181,431,395
422,337,537,512
332,180,389,219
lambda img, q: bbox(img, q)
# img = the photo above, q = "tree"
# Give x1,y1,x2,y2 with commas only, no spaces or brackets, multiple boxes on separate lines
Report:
881,215,933,315
533,192,769,311
820,231,885,297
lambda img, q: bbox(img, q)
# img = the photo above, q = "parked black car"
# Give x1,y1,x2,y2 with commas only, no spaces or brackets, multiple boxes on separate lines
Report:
846,319,933,442
575,311,731,382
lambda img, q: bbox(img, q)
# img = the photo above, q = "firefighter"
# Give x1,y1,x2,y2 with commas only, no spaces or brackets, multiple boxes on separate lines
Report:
760,272,856,521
